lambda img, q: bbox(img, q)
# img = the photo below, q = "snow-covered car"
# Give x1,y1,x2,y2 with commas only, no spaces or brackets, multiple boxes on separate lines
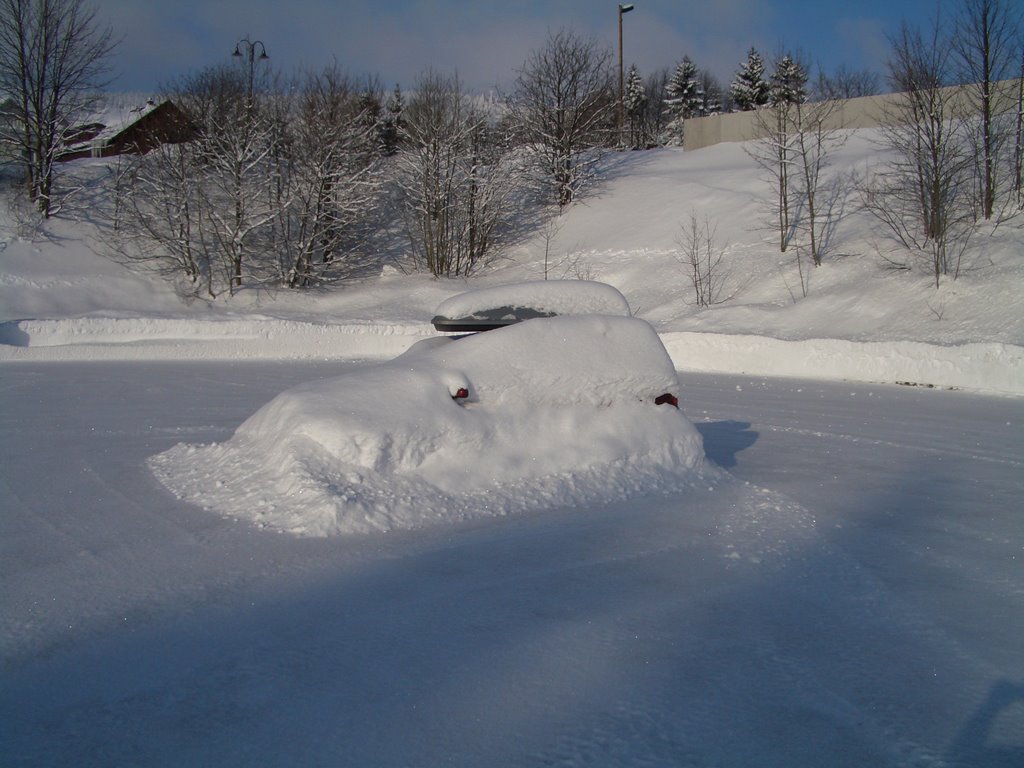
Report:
431,281,678,407
151,282,704,536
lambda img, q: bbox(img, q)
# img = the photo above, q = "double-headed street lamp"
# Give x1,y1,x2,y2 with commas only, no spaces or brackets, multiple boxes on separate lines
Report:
618,4,634,146
232,38,269,102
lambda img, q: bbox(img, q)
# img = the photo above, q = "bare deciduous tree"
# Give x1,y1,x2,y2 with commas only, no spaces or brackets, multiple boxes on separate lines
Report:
814,64,880,101
791,97,848,266
952,0,1021,220
200,82,279,291
676,211,736,307
113,140,215,297
0,0,116,217
746,53,808,253
395,70,522,277
747,52,850,284
111,63,385,297
864,17,975,287
508,29,614,208
108,62,273,299
272,68,382,287
1016,47,1024,206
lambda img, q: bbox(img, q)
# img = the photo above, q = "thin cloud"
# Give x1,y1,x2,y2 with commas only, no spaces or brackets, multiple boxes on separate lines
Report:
92,0,929,94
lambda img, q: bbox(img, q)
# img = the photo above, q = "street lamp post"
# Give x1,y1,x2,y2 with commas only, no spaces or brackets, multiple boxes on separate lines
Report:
228,38,268,291
618,4,634,146
232,38,269,103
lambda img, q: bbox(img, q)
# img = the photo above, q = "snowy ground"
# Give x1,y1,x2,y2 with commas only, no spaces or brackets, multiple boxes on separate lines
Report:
2,362,1021,767
1,128,1023,764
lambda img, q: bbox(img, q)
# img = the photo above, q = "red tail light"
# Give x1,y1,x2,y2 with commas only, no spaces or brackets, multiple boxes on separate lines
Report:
654,393,678,408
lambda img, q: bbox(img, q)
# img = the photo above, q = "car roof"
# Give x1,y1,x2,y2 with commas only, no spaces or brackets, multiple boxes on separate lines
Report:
432,280,631,333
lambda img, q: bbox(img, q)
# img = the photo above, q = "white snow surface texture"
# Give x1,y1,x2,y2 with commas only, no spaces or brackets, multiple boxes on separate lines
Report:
2,127,1023,768
152,316,704,536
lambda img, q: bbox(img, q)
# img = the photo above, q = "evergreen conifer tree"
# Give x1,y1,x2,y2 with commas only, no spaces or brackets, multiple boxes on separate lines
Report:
624,64,648,148
770,55,808,106
379,84,404,155
700,72,723,115
665,56,703,119
730,48,770,111
624,64,647,116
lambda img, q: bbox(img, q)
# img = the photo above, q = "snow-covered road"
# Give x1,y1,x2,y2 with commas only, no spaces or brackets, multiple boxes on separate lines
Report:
2,362,1022,767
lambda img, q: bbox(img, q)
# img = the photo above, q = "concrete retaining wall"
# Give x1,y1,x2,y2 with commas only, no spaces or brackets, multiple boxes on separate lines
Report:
682,79,1022,151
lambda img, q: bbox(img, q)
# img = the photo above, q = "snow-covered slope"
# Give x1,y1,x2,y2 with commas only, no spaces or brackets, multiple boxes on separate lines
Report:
1,130,1022,393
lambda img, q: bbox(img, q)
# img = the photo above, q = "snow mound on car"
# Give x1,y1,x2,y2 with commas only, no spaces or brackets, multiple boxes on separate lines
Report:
151,316,708,536
433,280,631,322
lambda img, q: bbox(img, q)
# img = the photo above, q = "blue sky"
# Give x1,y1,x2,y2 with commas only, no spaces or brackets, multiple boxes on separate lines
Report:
95,0,945,94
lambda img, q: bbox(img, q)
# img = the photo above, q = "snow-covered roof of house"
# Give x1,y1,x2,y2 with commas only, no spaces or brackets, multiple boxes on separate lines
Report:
59,97,191,160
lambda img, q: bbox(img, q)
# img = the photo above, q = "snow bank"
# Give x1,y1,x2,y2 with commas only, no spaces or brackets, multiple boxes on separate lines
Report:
4,315,1022,395
0,317,435,361
663,332,1024,395
151,316,706,536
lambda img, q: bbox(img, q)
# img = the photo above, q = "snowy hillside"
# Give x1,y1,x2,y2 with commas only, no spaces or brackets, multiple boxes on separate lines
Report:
1,128,1022,393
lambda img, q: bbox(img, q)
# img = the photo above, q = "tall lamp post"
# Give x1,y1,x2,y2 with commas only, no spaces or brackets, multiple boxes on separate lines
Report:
232,38,269,103
618,4,634,146
228,39,268,290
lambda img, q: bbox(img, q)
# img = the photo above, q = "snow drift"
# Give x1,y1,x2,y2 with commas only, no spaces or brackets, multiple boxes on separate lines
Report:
151,316,707,536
